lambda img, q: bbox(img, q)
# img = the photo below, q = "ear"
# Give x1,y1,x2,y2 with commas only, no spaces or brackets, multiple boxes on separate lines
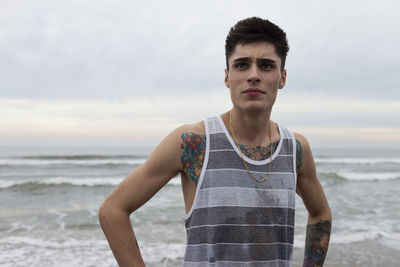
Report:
224,69,230,88
279,69,287,89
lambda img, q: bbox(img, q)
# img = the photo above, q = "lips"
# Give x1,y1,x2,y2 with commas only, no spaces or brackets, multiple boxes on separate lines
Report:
243,88,265,95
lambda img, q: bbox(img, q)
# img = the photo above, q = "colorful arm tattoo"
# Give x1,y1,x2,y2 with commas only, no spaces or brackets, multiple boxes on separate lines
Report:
303,220,331,267
180,132,206,185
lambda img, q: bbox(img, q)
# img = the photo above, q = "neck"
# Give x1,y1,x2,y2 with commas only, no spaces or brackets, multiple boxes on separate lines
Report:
225,107,274,147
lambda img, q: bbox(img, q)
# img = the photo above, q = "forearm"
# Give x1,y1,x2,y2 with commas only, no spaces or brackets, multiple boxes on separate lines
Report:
303,218,331,267
99,204,145,267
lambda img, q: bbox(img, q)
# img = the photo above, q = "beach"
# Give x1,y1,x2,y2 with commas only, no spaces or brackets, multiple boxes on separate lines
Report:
1,145,399,266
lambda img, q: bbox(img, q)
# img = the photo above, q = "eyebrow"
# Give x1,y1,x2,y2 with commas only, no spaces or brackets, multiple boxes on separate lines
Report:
233,57,276,64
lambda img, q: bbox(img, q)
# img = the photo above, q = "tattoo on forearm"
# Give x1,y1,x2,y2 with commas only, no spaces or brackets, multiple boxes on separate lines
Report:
303,220,331,267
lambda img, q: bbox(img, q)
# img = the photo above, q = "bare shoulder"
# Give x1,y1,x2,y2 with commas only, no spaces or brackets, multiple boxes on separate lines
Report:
292,132,315,175
168,121,205,142
182,120,206,135
145,121,205,169
156,121,205,148
293,132,308,148
293,132,312,156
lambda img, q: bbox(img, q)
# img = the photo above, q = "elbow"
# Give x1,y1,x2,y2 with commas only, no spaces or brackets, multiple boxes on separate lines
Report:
98,198,131,227
324,207,332,223
98,200,110,226
323,201,332,222
319,207,332,224
309,204,332,224
98,199,117,225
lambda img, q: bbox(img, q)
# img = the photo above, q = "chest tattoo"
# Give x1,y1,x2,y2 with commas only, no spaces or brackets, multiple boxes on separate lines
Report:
239,143,279,161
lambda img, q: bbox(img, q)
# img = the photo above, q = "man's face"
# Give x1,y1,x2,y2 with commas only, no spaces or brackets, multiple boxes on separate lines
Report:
225,42,286,113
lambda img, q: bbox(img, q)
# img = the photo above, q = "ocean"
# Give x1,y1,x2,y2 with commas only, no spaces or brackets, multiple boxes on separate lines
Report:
1,145,399,267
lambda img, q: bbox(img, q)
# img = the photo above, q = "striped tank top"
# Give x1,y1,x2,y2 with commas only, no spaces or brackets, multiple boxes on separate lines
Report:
182,116,297,267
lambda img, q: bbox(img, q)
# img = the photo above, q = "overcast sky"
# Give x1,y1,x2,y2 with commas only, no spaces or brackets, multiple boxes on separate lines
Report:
1,0,399,147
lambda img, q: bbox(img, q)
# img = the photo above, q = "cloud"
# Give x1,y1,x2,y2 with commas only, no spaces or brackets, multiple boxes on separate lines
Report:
0,0,399,100
1,1,399,147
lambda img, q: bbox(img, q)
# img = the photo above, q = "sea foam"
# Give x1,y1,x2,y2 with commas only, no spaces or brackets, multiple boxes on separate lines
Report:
0,158,146,166
315,157,400,164
0,176,182,189
0,177,123,188
336,171,400,181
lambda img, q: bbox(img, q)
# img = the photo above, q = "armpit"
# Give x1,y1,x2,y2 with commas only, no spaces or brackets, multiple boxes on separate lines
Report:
180,132,206,185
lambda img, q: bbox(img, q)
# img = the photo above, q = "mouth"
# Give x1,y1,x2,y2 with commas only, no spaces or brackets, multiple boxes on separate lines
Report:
242,88,265,95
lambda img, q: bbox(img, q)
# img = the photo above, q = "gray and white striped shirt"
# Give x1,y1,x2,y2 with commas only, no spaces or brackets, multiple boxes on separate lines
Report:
183,116,297,267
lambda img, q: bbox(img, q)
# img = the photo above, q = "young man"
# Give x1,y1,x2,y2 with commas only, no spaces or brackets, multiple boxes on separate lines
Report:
99,17,332,267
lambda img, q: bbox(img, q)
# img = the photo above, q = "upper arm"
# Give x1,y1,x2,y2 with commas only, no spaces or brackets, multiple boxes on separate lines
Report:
102,125,187,214
295,133,331,222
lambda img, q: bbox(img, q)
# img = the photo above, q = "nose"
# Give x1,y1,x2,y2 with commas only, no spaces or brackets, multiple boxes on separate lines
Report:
247,64,260,83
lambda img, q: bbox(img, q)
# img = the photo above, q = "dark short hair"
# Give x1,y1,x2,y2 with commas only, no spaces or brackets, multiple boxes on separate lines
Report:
225,17,289,71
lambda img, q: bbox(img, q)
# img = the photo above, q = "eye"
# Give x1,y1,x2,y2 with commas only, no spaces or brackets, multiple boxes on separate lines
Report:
234,62,248,70
259,63,274,70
